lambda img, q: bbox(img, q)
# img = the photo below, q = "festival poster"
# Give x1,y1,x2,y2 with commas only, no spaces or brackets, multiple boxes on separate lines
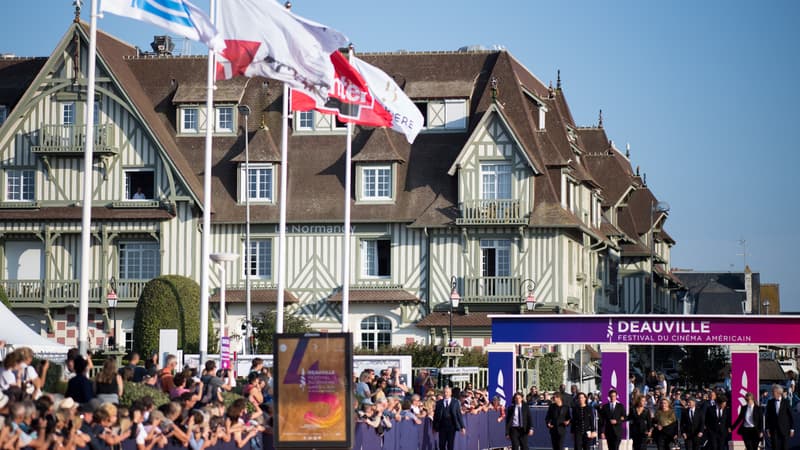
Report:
274,333,353,448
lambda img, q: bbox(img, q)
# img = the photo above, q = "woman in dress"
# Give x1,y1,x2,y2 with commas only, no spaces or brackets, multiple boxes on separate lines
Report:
652,397,678,450
629,394,653,450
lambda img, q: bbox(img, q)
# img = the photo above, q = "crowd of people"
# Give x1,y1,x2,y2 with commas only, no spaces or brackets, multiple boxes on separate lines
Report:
353,366,799,450
0,347,276,450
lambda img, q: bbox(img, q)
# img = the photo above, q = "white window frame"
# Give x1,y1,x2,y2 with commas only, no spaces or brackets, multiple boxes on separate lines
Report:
6,169,35,201
181,107,199,133
361,165,392,201
244,239,272,280
62,102,75,125
360,315,392,351
480,163,512,200
480,239,511,277
0,105,8,125
296,111,314,130
118,242,160,280
239,163,274,203
360,239,391,279
215,106,234,133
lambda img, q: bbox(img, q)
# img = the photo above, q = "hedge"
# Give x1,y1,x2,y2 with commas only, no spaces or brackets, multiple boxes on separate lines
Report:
132,276,214,357
0,284,11,310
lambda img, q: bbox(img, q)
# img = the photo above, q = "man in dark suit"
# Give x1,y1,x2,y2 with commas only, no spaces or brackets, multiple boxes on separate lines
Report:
706,395,731,450
766,385,795,450
545,393,571,450
682,398,706,450
433,386,465,450
600,389,627,450
506,392,535,450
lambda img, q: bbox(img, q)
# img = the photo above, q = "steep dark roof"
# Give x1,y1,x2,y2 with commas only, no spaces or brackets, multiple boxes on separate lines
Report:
674,270,762,314
0,58,47,108
0,206,172,220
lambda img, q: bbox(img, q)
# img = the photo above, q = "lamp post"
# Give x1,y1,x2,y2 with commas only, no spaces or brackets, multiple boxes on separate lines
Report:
211,253,239,339
763,300,770,315
107,276,118,351
522,278,537,312
650,200,670,372
449,276,460,347
238,104,252,355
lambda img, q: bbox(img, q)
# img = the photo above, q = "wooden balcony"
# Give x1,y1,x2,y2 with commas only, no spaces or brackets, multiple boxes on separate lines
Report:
31,124,117,155
462,276,523,303
1,279,147,308
456,199,525,225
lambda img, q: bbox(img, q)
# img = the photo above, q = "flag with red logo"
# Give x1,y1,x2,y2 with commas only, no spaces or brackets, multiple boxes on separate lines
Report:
215,0,348,105
290,51,392,127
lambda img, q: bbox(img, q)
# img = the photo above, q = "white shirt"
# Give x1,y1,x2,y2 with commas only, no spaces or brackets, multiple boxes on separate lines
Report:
0,369,17,391
135,423,147,445
744,405,754,427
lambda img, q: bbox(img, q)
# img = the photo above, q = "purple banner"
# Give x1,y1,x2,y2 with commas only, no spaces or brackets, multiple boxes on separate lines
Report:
601,350,629,439
731,352,759,442
488,349,516,407
220,336,231,370
491,315,800,345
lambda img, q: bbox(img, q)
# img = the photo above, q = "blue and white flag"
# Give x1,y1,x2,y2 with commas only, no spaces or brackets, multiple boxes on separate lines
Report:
101,0,224,51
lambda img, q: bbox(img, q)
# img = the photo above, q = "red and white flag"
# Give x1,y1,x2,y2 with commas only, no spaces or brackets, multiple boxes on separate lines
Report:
291,51,392,127
215,0,348,104
351,56,424,144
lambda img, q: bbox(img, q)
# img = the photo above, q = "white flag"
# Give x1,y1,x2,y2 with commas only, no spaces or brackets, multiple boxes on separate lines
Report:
216,0,349,104
100,0,224,51
351,56,424,144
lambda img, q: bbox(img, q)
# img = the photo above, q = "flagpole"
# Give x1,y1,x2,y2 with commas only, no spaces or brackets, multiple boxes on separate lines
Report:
276,84,288,335
78,0,99,356
341,46,356,334
198,0,217,365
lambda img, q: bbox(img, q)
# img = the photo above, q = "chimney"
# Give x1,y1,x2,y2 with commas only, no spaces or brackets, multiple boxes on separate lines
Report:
744,265,753,314
150,35,175,56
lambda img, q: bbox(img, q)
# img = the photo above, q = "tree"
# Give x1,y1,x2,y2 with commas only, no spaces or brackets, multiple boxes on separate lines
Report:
539,352,566,391
679,346,728,387
252,310,313,354
132,276,214,357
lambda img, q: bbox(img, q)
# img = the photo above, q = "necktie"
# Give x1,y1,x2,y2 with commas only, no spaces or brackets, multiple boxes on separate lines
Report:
690,409,694,421
517,406,521,425
717,409,721,419
445,399,449,408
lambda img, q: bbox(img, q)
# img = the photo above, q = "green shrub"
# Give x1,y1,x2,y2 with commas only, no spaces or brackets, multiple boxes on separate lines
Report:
539,352,566,391
251,311,313,354
0,285,11,310
119,381,170,408
132,276,214,357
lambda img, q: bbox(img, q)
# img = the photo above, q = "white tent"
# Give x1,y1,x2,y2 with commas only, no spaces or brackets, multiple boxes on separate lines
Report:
0,302,70,361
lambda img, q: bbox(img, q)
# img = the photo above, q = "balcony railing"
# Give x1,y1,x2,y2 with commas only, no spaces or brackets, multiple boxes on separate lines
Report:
456,199,525,225
462,276,522,303
31,124,117,155
0,279,146,307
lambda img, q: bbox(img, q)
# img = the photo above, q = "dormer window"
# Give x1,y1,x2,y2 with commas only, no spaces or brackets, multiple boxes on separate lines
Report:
292,110,346,133
0,105,7,125
215,106,234,133
181,107,199,133
297,111,313,130
362,165,392,200
415,99,467,131
239,163,274,203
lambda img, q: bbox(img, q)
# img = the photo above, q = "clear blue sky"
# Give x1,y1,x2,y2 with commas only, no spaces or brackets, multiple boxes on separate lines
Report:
3,1,799,310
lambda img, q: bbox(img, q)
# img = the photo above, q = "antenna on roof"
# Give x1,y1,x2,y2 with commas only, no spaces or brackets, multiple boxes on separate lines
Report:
490,77,498,100
625,142,631,158
556,70,562,90
598,109,603,128
636,165,640,176
643,173,647,186
73,0,82,23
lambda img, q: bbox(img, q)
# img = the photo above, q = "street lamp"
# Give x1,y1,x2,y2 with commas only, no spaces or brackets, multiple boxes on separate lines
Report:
449,276,460,347
211,253,239,339
238,104,252,355
107,277,118,350
522,278,537,311
763,300,771,315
